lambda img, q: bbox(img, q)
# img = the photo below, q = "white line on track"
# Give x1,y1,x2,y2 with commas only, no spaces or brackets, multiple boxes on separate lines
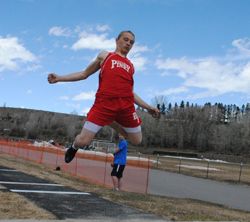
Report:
0,169,18,172
10,189,91,195
0,181,64,186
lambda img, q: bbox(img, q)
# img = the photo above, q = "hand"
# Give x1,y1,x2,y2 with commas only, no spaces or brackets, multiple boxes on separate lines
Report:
148,107,161,119
48,73,59,84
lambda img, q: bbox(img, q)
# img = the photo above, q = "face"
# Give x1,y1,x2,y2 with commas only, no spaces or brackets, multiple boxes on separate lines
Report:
116,32,135,56
118,134,125,140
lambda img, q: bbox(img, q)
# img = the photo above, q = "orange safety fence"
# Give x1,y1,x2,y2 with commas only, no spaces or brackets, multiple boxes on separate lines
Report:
0,139,151,194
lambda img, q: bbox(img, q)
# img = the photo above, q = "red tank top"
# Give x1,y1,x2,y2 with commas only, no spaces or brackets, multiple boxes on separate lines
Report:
96,52,134,98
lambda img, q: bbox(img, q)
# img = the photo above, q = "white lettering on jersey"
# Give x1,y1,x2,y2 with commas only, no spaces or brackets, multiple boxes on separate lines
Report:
111,60,130,72
133,112,140,123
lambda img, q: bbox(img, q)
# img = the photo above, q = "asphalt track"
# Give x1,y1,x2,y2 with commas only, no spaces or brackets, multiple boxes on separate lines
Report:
149,169,250,212
0,166,167,221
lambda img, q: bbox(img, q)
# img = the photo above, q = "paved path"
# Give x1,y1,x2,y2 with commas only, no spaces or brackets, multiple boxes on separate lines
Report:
0,166,167,221
148,169,250,212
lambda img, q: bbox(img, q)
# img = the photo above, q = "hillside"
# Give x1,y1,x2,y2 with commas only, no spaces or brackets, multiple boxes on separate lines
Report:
0,107,118,146
1,106,250,163
0,107,85,145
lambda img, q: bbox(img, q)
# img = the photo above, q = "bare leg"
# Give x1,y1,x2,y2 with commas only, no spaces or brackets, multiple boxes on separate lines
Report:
109,121,128,138
117,178,122,190
64,125,98,163
109,122,142,145
112,176,119,190
74,127,96,148
127,132,142,145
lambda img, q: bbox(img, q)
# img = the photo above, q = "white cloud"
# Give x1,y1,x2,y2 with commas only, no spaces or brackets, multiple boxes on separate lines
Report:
131,44,149,54
49,26,71,37
81,106,91,116
72,91,95,101
161,86,188,96
155,38,250,99
96,25,111,32
26,64,41,72
232,38,250,56
72,32,115,51
49,26,150,72
130,54,147,71
49,24,156,78
129,44,149,71
0,37,36,72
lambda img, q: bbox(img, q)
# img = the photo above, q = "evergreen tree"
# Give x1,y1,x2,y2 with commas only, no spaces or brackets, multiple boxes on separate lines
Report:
180,100,185,109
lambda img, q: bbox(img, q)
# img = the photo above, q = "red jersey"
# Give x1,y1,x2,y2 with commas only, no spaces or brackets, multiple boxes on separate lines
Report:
96,52,134,98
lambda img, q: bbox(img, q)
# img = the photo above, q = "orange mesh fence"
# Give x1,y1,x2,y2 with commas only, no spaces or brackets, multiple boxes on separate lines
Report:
0,139,151,194
122,164,149,193
76,157,108,185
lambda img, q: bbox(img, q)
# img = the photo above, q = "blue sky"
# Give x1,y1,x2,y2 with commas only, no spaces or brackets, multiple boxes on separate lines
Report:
1,0,250,115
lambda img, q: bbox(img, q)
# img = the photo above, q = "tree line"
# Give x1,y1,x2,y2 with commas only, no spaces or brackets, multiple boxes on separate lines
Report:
0,107,114,146
1,102,250,156
139,100,250,155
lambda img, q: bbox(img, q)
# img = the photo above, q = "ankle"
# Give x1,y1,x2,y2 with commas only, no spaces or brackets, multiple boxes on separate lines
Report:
71,143,78,150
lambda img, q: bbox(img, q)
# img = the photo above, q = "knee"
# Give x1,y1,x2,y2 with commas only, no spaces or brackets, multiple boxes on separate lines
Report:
129,135,142,145
132,139,142,145
74,135,92,147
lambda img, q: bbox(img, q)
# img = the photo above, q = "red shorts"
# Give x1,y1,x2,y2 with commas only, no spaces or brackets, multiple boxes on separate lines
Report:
86,97,142,128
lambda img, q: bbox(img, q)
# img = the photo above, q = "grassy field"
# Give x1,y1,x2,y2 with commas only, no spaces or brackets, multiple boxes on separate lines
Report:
139,153,250,184
1,153,250,221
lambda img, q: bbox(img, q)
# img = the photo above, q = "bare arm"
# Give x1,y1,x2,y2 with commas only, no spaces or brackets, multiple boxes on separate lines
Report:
113,147,120,154
48,51,108,83
134,92,160,118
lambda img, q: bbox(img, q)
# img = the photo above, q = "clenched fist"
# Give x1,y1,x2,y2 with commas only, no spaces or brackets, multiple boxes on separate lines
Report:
48,73,59,84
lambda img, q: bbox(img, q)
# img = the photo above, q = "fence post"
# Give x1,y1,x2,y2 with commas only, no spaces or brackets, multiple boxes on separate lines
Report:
55,148,59,168
239,162,243,183
206,160,210,178
75,156,78,176
103,150,108,186
156,154,159,168
178,157,182,173
145,156,150,194
39,147,44,164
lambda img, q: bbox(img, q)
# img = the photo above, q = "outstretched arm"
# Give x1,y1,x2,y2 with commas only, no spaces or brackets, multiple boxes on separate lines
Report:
48,51,108,83
134,92,160,118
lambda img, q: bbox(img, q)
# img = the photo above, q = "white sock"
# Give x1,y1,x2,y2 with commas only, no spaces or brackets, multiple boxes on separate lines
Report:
72,143,78,150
